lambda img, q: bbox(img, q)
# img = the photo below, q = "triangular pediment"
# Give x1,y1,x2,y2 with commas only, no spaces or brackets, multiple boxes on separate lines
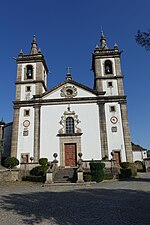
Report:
42,80,99,100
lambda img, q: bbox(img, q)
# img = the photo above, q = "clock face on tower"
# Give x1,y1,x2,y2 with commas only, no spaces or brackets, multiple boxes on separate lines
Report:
23,120,30,127
110,116,118,124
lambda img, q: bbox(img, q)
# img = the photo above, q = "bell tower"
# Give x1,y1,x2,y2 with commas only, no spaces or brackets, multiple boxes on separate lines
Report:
11,36,48,160
15,35,48,101
92,32,124,96
92,33,133,162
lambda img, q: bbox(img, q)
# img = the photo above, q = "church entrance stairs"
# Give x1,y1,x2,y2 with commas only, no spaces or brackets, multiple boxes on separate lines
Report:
53,167,77,183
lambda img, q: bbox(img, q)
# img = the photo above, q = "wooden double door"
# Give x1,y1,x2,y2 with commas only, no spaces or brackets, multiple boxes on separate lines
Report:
114,151,121,166
65,143,77,167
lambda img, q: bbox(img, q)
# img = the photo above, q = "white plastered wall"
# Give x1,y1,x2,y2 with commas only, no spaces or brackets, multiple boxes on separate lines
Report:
105,103,126,161
133,151,147,162
17,107,34,162
21,84,36,100
103,80,118,96
40,103,101,163
43,85,96,100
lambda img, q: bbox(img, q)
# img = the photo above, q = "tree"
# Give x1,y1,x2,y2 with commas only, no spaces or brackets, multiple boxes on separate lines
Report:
3,157,19,169
135,29,150,51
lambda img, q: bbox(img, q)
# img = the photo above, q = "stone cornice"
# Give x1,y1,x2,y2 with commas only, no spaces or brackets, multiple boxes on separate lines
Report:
94,75,123,80
93,49,122,58
16,54,48,73
13,95,127,107
15,80,47,91
57,133,83,137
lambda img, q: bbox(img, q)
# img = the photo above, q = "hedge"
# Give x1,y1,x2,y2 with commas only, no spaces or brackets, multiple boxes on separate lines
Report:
89,162,105,182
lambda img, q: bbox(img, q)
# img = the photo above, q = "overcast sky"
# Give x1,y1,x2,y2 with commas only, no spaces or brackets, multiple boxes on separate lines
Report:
0,0,150,149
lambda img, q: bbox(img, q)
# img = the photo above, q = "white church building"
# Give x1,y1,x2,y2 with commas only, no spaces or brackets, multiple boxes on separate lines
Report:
11,34,133,167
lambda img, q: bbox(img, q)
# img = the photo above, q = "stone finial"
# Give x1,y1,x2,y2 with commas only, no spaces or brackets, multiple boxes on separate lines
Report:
0,118,5,126
18,49,24,57
30,35,38,55
94,44,100,53
114,43,118,50
38,48,42,53
100,31,108,49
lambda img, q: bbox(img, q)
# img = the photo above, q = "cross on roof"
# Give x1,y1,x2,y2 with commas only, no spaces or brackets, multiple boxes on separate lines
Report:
66,66,72,74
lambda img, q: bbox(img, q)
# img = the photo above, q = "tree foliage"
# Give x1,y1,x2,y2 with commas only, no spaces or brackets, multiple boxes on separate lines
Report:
135,29,150,51
3,157,19,169
39,158,48,166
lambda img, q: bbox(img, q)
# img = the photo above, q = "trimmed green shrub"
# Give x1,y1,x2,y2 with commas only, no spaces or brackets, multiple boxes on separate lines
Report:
3,157,19,169
39,158,48,166
119,168,132,179
89,162,105,171
135,161,146,172
92,170,104,182
83,172,92,182
89,162,105,182
104,173,113,180
22,175,45,182
30,165,48,176
120,162,130,169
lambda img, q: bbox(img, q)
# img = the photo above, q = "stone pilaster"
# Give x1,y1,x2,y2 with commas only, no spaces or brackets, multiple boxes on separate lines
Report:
98,102,108,158
35,62,44,95
15,84,21,100
94,58,103,92
16,64,22,82
117,78,124,96
114,57,125,96
120,102,133,162
15,64,22,101
34,105,41,162
11,107,20,158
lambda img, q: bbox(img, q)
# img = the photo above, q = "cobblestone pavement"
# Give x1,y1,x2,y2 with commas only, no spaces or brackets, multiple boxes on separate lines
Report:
0,173,149,225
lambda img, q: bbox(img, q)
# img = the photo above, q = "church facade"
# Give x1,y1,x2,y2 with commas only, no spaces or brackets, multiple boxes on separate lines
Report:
11,34,133,167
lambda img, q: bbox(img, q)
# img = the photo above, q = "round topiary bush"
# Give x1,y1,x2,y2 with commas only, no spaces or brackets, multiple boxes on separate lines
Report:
30,165,48,176
3,157,19,169
120,162,130,169
39,158,48,166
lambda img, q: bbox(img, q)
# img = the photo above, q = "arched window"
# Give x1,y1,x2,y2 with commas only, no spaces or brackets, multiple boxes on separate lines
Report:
66,117,75,134
105,60,113,74
26,65,33,79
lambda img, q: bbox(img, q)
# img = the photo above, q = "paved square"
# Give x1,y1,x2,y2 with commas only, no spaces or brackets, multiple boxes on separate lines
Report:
0,173,149,225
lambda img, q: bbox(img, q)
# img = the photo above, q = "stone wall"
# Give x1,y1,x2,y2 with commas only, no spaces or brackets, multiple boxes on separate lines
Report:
0,170,21,182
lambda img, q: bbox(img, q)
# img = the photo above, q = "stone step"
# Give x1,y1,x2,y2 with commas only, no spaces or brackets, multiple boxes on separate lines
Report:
54,168,77,183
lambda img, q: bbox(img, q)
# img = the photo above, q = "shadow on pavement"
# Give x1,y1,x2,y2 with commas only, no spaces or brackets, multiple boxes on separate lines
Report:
119,173,150,182
0,188,150,225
